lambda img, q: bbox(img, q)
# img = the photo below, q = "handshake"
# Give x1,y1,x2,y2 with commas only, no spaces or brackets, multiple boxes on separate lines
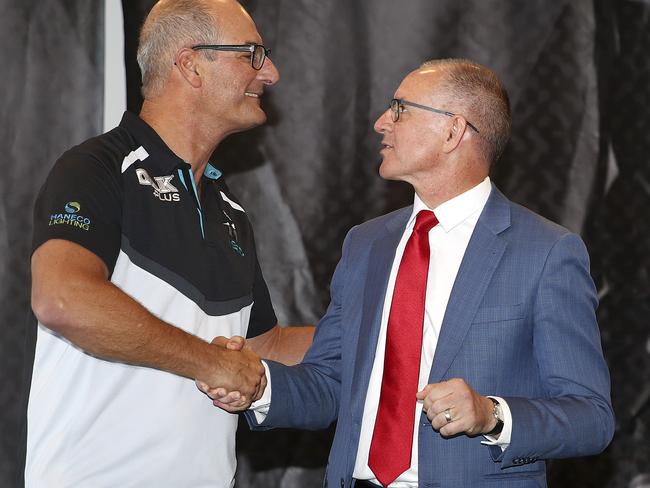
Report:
195,336,266,413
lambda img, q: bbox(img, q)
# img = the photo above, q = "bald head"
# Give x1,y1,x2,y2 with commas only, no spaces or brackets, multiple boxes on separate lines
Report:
137,0,248,99
419,59,511,164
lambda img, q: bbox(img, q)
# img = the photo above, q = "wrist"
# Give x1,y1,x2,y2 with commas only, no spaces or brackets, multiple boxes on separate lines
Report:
194,339,228,385
486,397,504,436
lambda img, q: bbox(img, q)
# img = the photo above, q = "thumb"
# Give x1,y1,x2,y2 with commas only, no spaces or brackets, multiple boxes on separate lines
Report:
211,336,228,346
226,335,246,351
416,384,433,400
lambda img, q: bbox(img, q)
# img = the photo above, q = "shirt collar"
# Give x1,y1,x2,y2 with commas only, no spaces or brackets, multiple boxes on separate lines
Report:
408,177,492,232
119,111,223,180
119,111,189,174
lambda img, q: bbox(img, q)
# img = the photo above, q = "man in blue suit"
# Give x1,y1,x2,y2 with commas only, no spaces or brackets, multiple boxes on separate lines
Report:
209,59,614,487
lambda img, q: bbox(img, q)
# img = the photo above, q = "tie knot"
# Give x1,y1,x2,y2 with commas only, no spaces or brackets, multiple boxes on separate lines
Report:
414,210,438,234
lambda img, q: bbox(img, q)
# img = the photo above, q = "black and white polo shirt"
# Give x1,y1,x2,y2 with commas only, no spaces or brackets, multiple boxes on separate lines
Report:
25,112,276,487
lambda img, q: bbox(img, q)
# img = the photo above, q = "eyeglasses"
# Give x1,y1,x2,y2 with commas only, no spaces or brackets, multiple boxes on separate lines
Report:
191,44,271,70
389,98,480,133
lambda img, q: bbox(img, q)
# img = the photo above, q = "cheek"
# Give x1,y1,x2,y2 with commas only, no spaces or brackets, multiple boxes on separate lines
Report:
393,132,421,161
396,126,440,163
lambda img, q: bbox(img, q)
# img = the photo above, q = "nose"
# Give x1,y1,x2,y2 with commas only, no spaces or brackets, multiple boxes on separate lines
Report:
259,57,280,85
374,108,393,134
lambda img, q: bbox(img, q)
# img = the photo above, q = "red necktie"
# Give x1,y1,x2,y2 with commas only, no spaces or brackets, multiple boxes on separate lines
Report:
368,210,438,487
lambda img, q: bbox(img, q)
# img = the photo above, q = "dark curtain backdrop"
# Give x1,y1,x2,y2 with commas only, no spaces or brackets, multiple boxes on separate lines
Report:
0,1,104,485
1,0,649,487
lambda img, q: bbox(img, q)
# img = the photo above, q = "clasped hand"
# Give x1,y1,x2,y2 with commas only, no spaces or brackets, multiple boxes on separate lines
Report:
196,336,266,412
417,378,497,437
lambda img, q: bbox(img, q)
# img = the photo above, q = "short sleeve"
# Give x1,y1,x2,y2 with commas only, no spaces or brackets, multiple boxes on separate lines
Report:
246,258,277,338
32,148,122,274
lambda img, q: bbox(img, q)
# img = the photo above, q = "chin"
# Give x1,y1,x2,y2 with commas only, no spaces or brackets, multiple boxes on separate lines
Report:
235,113,267,133
378,160,399,181
248,107,268,126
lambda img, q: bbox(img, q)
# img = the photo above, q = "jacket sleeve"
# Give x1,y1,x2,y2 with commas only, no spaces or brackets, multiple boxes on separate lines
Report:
491,232,615,467
245,228,355,431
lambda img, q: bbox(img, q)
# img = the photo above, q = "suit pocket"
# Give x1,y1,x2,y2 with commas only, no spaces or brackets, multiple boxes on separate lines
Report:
472,304,524,324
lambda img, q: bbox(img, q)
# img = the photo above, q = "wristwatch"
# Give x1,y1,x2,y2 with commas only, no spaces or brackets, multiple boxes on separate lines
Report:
487,398,504,436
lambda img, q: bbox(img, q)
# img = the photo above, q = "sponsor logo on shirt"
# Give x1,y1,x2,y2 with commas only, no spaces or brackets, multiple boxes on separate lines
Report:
136,169,180,202
48,201,91,231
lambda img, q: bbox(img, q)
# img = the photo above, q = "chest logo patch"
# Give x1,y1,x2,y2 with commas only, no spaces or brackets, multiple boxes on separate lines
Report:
136,169,180,202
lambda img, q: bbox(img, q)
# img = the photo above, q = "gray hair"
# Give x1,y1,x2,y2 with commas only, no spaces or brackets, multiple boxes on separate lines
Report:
137,0,221,98
420,59,512,164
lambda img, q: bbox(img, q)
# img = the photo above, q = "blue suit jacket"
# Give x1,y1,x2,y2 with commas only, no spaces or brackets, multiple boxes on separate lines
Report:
248,185,614,488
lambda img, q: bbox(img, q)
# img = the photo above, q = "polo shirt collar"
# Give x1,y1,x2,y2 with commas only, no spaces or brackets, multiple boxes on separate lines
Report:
119,111,187,174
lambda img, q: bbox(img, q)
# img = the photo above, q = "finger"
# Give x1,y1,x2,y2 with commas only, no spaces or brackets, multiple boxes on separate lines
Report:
196,380,210,393
226,336,246,351
217,391,242,404
429,406,455,431
251,374,262,402
203,387,228,400
439,421,460,437
417,382,453,405
212,399,247,412
210,336,228,346
416,384,435,401
421,391,453,418
252,371,267,402
438,414,467,437
215,395,249,408
419,397,431,417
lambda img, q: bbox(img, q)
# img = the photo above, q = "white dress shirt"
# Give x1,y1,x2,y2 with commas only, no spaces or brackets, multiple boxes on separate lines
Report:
252,177,512,487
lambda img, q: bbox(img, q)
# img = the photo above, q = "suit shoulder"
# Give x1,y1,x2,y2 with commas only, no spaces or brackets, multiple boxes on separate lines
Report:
508,201,574,239
347,206,411,240
504,201,589,261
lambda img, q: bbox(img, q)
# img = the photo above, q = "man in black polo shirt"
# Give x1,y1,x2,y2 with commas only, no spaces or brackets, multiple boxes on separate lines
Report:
23,1,313,486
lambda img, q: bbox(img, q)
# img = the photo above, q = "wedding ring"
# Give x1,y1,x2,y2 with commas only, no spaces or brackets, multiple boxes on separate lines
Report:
443,408,453,423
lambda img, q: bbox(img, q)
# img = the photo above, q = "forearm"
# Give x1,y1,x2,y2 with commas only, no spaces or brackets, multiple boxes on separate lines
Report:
502,394,613,461
29,239,264,391
34,273,216,380
249,359,340,430
247,325,315,366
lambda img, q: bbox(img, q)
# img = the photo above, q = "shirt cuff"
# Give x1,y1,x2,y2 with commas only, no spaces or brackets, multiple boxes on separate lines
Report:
481,396,512,451
249,360,271,423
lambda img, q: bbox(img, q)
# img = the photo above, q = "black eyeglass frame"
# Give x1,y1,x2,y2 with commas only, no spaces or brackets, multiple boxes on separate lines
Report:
390,98,480,133
191,44,271,70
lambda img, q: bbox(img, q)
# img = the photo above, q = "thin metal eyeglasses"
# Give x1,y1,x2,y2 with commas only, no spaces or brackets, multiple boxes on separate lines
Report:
390,98,480,133
191,44,271,70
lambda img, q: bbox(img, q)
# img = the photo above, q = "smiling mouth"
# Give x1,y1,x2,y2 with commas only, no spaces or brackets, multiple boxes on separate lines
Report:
381,143,394,150
244,92,261,98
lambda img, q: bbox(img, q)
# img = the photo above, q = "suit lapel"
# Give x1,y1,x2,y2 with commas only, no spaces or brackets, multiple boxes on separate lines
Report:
428,186,511,383
349,208,410,418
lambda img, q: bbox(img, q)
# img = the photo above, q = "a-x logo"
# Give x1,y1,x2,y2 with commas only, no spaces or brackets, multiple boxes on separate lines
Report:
136,169,180,202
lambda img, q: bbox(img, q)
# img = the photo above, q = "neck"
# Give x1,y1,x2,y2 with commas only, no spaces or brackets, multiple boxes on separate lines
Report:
412,157,489,210
139,98,226,186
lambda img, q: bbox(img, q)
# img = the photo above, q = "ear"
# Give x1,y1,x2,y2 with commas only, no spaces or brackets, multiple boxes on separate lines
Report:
174,48,203,88
441,116,468,153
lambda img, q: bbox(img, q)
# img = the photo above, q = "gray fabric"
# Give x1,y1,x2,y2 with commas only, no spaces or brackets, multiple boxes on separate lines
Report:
0,1,103,485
